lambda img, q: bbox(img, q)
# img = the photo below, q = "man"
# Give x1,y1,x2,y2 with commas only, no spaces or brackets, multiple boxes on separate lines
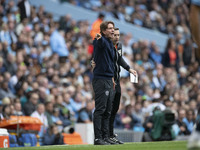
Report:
188,107,200,149
92,28,137,144
92,21,115,145
23,92,39,116
90,13,105,39
77,100,94,123
190,0,200,59
109,28,137,144
17,0,31,21
31,103,48,138
188,1,200,149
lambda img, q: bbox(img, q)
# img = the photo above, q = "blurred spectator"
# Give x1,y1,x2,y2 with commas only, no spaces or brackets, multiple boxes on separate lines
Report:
120,104,141,130
178,66,188,86
18,83,32,107
4,53,17,76
12,101,24,116
9,69,24,94
146,99,166,116
122,34,133,55
143,111,153,140
38,87,48,104
162,38,179,71
0,104,12,120
2,97,11,105
0,23,11,46
71,0,190,38
90,13,104,39
151,64,166,92
149,45,162,64
182,38,194,66
23,92,39,116
190,0,200,59
32,22,43,46
183,109,196,134
8,20,18,44
132,102,145,132
45,101,54,126
0,56,6,73
77,100,94,123
39,40,52,63
31,103,48,138
59,14,72,31
54,95,72,127
49,22,69,58
114,103,125,129
176,108,190,135
17,0,31,21
51,107,64,132
0,80,16,99
43,124,64,145
69,92,85,120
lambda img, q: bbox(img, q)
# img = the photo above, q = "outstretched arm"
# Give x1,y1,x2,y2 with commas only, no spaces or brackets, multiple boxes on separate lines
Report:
118,55,137,75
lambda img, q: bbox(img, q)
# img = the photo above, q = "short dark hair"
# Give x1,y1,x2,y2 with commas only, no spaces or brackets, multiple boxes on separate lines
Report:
98,13,105,19
114,27,119,30
100,21,115,36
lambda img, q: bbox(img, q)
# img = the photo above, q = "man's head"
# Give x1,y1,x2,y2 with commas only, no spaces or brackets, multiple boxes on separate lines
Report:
86,100,94,112
14,102,21,111
113,27,120,45
37,103,45,115
30,92,39,105
45,101,53,113
100,21,115,39
98,13,105,21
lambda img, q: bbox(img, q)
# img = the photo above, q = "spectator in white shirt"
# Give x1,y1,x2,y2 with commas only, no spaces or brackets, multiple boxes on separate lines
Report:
31,103,48,137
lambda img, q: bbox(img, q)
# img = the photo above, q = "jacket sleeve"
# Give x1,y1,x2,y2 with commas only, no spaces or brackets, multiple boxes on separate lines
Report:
93,37,104,48
118,55,130,71
117,42,130,71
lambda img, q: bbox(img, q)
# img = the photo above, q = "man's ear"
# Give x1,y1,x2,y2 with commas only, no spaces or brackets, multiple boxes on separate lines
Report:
102,30,106,35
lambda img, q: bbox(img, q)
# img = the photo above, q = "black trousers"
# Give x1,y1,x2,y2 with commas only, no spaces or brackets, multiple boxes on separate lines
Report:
92,78,113,139
109,81,121,137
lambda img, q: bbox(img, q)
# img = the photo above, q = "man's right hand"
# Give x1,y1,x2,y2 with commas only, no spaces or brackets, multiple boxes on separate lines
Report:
112,77,116,90
95,33,101,40
91,58,96,70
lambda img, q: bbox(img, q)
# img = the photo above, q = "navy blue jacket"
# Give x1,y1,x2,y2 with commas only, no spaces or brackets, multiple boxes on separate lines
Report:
93,36,115,79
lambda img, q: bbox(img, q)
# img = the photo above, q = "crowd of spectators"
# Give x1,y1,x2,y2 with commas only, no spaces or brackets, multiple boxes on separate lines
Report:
67,0,191,37
0,0,199,145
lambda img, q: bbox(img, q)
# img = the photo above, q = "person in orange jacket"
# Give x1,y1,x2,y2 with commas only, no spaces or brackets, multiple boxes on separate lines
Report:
90,13,105,39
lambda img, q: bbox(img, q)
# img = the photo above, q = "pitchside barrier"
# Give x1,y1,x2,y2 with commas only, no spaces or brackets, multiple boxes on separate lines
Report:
114,129,144,143
75,123,144,144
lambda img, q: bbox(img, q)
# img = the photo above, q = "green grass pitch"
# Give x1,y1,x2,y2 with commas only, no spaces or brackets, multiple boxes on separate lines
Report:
4,141,187,150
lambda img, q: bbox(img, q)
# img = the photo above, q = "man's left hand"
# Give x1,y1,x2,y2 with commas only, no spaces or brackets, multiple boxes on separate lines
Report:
129,68,137,76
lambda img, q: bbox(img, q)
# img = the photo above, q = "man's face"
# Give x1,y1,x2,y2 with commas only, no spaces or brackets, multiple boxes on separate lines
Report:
30,93,39,105
113,29,120,44
103,23,114,39
38,105,45,114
